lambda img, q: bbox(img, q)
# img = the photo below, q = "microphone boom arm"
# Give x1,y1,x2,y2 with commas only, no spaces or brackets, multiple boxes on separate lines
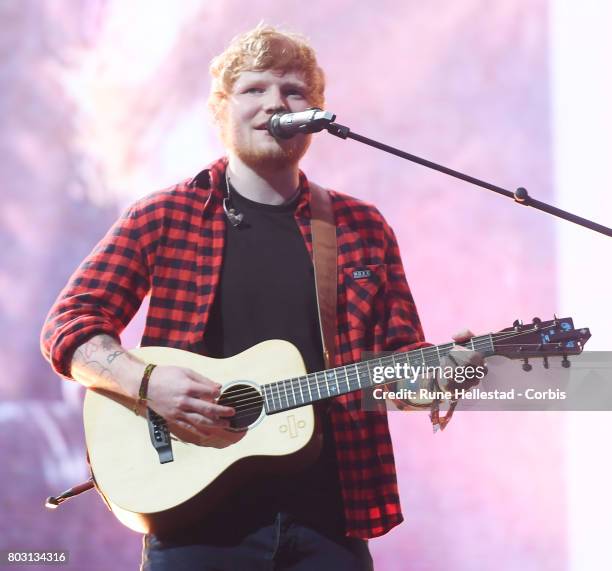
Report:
323,120,612,238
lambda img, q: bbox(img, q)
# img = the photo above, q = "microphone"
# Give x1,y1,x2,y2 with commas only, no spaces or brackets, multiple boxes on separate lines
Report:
267,108,336,139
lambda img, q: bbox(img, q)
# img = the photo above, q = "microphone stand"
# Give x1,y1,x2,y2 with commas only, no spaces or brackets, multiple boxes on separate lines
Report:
310,114,612,238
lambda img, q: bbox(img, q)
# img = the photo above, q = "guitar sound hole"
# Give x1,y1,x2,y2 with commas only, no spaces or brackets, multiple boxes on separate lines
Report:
218,383,263,430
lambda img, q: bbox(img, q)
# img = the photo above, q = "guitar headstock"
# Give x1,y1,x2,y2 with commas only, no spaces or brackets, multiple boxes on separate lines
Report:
491,317,590,365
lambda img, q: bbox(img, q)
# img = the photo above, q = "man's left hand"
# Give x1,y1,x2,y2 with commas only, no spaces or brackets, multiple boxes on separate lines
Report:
438,329,486,393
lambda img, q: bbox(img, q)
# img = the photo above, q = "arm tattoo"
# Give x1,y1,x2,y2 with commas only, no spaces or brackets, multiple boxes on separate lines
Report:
82,339,100,360
107,350,125,364
73,335,124,384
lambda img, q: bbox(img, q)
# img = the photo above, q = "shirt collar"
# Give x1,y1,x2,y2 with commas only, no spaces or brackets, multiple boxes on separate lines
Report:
190,156,313,218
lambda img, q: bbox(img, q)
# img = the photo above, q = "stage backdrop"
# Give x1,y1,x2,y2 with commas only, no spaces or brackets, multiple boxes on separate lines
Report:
1,1,610,570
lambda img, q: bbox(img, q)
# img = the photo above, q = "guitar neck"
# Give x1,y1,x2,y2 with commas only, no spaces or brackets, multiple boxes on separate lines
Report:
264,334,495,414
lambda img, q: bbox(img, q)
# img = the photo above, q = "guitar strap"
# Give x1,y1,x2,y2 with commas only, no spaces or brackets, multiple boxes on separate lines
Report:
308,182,337,370
309,182,460,431
308,182,462,432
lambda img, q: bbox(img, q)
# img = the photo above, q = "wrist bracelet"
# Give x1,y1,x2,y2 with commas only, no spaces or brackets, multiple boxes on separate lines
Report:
133,363,156,414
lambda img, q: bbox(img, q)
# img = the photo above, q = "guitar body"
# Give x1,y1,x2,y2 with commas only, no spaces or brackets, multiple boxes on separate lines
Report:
83,340,321,537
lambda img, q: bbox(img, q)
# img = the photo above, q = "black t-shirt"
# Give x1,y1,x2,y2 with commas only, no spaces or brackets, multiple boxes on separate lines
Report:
202,180,345,537
205,184,324,374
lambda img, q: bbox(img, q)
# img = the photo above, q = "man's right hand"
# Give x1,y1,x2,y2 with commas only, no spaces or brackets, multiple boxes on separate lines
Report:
144,365,236,443
71,334,237,446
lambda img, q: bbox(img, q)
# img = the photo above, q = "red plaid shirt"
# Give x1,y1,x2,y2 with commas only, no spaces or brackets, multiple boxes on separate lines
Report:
41,157,428,539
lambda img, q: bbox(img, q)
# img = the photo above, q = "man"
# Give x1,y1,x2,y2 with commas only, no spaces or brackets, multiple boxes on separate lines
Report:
41,25,480,570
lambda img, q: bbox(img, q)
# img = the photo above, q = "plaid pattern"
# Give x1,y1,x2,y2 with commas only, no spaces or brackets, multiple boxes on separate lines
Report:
41,156,428,539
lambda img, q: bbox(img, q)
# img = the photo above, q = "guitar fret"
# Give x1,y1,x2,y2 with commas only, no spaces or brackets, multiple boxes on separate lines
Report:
325,370,334,396
289,377,296,405
426,347,437,365
365,359,373,388
315,372,325,398
354,364,362,388
296,377,304,404
329,370,336,396
281,380,288,408
315,372,322,399
477,334,493,353
334,369,341,394
268,384,275,410
305,375,313,402
426,347,435,365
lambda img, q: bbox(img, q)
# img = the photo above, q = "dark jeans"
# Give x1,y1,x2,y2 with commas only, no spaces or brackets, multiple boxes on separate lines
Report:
141,512,373,571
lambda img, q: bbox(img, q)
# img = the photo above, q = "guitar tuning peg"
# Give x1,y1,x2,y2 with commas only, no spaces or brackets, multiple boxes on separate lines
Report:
522,358,532,372
532,317,542,327
562,355,571,368
513,319,523,330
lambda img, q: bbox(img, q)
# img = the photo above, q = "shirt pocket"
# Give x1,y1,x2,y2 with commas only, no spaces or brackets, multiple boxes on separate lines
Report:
341,264,387,332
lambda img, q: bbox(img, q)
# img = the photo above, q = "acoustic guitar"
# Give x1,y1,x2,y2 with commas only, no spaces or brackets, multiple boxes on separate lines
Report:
83,316,590,535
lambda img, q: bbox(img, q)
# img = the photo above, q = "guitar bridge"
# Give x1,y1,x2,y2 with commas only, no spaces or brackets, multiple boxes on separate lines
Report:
146,408,174,464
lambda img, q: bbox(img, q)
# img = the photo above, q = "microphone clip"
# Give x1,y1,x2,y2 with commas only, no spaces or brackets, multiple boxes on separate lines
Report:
223,197,244,227
223,169,244,227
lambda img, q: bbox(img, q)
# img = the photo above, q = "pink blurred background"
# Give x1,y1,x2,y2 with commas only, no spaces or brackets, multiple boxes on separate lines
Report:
1,1,610,569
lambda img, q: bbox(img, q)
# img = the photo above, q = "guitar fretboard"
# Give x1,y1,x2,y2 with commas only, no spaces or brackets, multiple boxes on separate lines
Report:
263,334,494,414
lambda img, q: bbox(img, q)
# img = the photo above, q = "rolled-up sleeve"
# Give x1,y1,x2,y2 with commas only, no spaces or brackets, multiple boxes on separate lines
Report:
40,204,153,379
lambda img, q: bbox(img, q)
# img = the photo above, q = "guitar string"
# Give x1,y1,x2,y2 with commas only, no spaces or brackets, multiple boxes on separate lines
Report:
225,346,554,417
227,346,572,415
214,325,569,406
219,327,580,415
226,342,580,417
220,340,487,409
227,348,569,420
